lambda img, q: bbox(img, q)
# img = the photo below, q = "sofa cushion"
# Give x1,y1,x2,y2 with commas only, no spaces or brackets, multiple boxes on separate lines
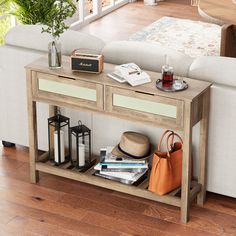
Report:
189,56,236,87
102,41,193,76
5,25,105,55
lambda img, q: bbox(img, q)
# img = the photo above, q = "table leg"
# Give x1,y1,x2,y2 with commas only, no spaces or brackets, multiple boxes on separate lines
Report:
181,101,192,223
197,90,210,206
27,70,39,183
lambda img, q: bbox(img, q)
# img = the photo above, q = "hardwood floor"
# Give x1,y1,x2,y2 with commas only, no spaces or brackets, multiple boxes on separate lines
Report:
1,144,236,236
80,0,204,42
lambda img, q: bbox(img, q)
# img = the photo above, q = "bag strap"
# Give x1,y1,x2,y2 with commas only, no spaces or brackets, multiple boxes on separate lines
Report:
157,130,174,151
166,132,183,158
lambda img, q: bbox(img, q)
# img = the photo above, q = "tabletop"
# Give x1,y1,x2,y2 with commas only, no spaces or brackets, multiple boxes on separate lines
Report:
199,0,236,25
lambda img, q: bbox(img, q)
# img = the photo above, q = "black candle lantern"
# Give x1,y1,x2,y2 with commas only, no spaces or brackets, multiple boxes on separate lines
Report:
48,109,71,165
70,120,92,170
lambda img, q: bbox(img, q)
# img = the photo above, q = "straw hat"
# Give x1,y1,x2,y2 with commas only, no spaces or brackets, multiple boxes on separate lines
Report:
112,131,152,159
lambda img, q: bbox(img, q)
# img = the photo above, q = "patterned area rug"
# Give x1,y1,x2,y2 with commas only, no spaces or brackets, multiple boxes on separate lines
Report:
129,16,221,58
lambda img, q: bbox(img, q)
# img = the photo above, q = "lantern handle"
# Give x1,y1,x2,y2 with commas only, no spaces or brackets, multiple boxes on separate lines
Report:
56,107,61,115
78,120,83,127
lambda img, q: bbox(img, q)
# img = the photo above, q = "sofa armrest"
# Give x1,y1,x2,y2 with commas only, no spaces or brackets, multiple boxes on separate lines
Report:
188,56,236,87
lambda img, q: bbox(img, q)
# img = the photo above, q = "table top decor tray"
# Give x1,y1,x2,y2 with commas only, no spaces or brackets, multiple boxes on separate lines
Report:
156,79,188,92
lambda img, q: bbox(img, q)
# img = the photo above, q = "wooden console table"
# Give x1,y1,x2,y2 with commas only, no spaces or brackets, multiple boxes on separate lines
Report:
25,56,211,223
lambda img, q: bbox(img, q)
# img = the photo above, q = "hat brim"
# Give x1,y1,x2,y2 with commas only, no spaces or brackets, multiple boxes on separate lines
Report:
111,144,155,160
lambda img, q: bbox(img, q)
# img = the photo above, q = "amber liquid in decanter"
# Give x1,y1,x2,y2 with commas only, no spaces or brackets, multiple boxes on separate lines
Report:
162,65,174,87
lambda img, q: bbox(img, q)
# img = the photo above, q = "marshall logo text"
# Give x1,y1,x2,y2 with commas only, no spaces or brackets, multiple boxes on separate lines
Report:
79,62,92,67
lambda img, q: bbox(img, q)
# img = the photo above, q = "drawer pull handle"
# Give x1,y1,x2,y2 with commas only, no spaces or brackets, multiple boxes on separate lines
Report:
58,75,76,81
135,91,155,96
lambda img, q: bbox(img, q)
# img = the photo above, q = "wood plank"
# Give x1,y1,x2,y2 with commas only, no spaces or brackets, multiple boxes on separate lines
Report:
57,188,218,236
197,89,210,205
0,145,29,163
0,187,87,221
81,211,177,236
144,202,236,236
40,175,151,213
0,222,41,236
168,187,181,197
0,159,30,183
112,189,236,236
0,154,25,173
138,178,149,190
36,162,181,207
4,215,78,236
180,100,192,223
0,202,88,236
204,192,236,218
190,183,202,204
1,207,118,236
38,151,50,162
0,180,178,236
26,69,39,183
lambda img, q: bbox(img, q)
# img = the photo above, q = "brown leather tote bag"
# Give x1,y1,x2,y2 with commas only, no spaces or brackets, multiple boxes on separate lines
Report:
148,130,183,196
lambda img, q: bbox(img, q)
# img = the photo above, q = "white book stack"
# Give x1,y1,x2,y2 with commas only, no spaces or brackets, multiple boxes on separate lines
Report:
107,63,151,87
94,147,149,185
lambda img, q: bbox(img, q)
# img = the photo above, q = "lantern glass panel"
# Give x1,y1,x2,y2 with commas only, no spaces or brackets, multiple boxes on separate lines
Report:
48,114,71,165
70,122,91,170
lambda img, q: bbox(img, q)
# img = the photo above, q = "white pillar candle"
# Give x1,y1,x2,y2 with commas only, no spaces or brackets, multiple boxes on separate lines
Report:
72,148,77,162
79,143,85,167
54,130,65,163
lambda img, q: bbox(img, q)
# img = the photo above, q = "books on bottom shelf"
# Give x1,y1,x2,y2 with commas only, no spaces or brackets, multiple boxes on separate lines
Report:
94,147,149,185
94,169,148,185
94,162,148,172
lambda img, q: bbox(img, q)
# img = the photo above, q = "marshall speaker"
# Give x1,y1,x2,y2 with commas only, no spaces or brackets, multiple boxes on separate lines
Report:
71,50,104,74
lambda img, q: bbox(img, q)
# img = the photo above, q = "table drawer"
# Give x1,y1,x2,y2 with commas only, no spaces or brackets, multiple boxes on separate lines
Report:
33,72,104,110
105,86,184,129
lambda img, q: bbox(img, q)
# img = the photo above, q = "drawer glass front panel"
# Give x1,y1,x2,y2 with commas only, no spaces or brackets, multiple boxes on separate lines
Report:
38,79,97,101
113,94,177,118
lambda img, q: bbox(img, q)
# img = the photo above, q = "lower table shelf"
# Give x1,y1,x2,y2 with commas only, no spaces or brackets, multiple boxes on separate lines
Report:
36,153,201,208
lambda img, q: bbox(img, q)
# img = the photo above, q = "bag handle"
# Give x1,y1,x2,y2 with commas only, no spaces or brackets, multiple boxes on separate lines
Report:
166,132,183,158
157,130,174,151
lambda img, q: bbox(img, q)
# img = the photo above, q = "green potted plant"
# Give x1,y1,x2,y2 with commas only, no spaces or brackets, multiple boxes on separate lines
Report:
1,0,77,68
41,0,77,69
0,0,11,45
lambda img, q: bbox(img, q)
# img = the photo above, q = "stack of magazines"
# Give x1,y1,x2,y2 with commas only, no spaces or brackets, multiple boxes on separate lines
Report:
107,63,151,87
94,147,148,185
